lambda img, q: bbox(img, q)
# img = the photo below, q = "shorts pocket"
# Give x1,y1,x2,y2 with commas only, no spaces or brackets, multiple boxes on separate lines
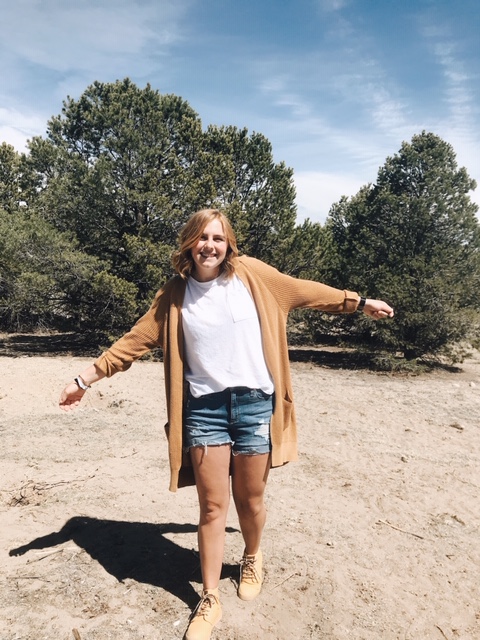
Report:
249,388,272,400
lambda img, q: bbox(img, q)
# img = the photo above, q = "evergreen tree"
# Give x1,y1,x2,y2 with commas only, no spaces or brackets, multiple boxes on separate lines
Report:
202,125,298,266
319,132,480,360
0,143,24,213
0,208,137,334
25,79,208,265
23,79,300,310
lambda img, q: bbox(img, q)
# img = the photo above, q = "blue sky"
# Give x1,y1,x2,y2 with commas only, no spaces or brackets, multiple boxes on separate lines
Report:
1,0,479,223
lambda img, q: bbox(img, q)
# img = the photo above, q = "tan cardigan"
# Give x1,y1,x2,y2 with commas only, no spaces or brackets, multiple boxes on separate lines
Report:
95,256,360,491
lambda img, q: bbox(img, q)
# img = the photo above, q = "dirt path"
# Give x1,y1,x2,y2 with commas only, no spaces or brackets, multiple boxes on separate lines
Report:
1,353,479,639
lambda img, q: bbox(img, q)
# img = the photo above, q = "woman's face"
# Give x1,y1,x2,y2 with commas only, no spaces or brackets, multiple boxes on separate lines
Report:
191,218,228,281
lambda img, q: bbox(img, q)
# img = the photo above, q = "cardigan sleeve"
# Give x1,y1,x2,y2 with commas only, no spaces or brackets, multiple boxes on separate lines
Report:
238,256,360,314
94,279,175,377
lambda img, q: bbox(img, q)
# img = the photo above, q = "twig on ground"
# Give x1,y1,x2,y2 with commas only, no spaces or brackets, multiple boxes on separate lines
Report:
72,630,82,640
120,450,138,458
447,422,464,431
451,472,480,490
34,546,78,554
40,474,96,490
26,549,65,564
376,519,425,540
270,572,299,590
435,624,450,640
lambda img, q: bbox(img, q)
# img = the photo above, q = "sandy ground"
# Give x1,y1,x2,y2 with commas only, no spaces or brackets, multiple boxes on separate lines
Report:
1,346,480,640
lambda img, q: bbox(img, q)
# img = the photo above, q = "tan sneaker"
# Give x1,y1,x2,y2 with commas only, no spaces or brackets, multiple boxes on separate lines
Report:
185,588,222,640
237,549,263,601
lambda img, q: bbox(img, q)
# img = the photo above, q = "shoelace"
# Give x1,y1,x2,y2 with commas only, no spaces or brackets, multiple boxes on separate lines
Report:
190,593,218,621
240,556,260,583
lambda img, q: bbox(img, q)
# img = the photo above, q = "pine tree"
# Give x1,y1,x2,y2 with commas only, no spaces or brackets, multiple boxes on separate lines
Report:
321,132,480,360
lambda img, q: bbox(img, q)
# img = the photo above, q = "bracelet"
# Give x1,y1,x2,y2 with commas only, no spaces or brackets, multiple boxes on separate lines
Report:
74,376,91,390
357,296,366,312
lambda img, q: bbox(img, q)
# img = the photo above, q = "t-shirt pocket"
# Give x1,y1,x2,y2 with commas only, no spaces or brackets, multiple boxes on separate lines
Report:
227,284,258,322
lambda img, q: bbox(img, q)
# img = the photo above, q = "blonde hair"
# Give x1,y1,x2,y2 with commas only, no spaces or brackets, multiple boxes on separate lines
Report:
172,209,239,279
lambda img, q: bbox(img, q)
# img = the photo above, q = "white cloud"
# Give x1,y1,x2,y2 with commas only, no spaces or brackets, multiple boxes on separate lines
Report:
259,75,314,119
255,29,415,167
254,8,479,227
0,0,194,138
294,159,479,226
419,21,480,205
420,18,478,123
317,0,350,13
2,0,191,75
294,170,366,223
0,127,31,152
0,107,46,151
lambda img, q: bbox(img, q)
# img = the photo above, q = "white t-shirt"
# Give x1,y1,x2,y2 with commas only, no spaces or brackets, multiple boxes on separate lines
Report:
182,274,274,397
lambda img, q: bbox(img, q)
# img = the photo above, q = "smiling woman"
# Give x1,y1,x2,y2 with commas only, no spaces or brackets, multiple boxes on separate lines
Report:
172,209,239,282
58,207,393,639
190,219,228,281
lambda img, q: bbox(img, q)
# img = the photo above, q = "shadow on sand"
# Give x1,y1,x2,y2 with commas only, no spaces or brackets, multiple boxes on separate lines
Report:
10,516,239,609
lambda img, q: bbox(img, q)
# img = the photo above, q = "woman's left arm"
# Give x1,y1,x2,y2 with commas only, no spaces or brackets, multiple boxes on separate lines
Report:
237,257,394,318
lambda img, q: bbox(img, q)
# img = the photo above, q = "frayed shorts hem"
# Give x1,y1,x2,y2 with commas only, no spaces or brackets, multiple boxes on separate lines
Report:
183,442,271,456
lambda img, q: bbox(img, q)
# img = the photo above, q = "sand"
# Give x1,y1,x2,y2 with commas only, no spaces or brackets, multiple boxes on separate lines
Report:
1,347,480,639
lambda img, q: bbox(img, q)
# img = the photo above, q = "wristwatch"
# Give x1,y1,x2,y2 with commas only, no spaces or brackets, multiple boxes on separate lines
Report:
357,296,366,312
74,376,91,390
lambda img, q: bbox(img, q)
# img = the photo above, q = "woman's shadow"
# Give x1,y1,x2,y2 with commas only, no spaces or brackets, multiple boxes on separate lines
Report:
9,516,239,609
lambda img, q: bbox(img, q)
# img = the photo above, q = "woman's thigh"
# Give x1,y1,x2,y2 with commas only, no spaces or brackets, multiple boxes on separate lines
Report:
190,444,232,513
231,452,271,506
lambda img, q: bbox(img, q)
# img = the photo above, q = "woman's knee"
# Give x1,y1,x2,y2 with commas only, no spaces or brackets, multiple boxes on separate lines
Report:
234,495,265,520
198,496,230,524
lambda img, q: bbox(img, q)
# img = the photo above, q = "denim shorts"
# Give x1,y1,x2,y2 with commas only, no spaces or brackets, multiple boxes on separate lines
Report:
184,387,273,455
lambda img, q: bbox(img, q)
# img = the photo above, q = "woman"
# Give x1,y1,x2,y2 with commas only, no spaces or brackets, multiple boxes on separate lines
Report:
60,209,394,639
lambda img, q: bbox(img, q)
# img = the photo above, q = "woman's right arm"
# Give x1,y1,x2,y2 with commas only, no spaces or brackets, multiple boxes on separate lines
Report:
59,364,106,412
58,277,178,412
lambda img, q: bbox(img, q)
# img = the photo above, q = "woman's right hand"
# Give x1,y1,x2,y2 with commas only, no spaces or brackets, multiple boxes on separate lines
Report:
59,365,105,412
59,381,87,412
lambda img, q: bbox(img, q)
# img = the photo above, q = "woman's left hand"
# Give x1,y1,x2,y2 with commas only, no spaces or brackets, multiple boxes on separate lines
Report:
362,299,394,320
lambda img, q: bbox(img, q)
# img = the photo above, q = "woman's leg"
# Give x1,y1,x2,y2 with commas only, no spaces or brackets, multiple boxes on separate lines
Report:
231,452,270,601
231,452,270,555
190,443,232,590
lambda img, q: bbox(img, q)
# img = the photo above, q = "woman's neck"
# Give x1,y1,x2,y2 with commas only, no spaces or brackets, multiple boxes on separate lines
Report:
191,266,221,282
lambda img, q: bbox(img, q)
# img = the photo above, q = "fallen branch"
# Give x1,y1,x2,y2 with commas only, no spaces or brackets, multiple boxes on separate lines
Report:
39,474,96,491
8,474,96,506
72,630,82,640
376,519,425,540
